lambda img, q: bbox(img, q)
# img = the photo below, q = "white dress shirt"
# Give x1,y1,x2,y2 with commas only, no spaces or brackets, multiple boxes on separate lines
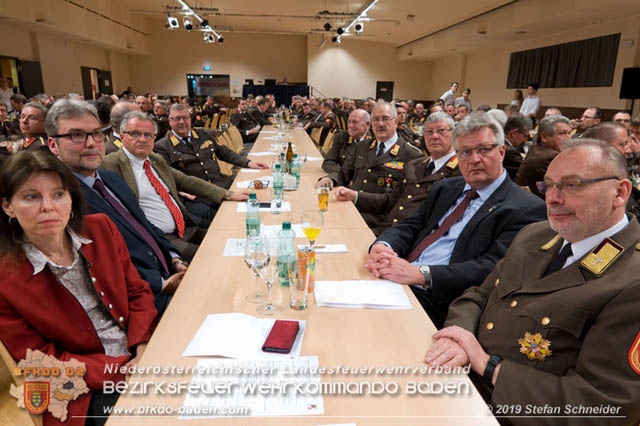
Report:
520,95,541,116
560,215,629,269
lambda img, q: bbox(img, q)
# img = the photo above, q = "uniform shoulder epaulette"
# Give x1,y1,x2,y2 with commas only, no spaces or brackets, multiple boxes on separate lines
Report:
369,139,377,149
405,142,422,154
191,130,200,139
580,237,624,276
540,234,562,251
446,155,458,169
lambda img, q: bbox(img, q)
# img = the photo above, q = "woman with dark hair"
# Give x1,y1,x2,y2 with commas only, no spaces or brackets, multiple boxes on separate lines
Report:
0,150,157,426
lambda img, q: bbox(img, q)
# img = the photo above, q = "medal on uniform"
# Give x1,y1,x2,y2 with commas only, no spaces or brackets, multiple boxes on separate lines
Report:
383,161,404,170
518,332,552,361
200,140,213,150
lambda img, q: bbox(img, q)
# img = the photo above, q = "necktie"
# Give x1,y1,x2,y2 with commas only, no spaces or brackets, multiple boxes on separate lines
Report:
544,243,573,276
92,178,169,275
425,162,435,176
376,143,385,157
406,189,479,262
143,160,185,238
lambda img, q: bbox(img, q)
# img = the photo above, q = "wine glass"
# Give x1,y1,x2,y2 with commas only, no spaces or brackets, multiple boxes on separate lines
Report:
301,210,323,248
244,235,268,303
257,250,283,315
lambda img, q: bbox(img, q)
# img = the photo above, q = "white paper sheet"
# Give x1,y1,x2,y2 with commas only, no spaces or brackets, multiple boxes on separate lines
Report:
183,313,306,359
180,357,323,419
260,130,278,134
314,280,412,309
222,238,278,256
262,136,278,140
249,151,277,156
297,244,348,254
236,202,291,213
239,169,261,173
304,156,323,161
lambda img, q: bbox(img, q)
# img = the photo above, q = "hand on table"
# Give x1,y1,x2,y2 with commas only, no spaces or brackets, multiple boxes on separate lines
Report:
248,161,270,169
229,190,250,201
335,186,356,202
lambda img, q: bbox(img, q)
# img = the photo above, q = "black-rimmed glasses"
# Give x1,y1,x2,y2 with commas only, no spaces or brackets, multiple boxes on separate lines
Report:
536,176,620,195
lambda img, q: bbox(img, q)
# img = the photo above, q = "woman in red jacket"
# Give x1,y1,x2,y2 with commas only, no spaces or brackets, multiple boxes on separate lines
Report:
0,150,157,426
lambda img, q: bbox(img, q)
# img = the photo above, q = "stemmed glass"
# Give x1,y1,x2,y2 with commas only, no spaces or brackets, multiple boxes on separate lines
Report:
257,251,283,315
244,235,268,303
301,210,324,248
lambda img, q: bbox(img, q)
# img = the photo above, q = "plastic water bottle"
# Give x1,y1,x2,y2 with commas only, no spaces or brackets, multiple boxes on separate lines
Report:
276,222,297,287
291,154,301,188
272,164,284,214
245,193,261,237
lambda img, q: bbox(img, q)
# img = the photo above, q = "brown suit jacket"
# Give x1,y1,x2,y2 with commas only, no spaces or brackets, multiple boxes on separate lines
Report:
515,143,558,198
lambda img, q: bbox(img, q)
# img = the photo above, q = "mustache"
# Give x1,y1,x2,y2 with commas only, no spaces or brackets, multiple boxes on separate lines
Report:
547,205,573,215
81,149,102,156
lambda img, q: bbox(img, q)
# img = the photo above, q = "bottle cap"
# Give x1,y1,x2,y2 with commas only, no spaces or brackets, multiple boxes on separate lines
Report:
249,193,257,199
293,154,298,159
282,221,291,230
275,164,281,170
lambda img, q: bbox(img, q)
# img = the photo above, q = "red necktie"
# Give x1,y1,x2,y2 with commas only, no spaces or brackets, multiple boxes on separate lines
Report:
406,189,479,263
143,160,185,238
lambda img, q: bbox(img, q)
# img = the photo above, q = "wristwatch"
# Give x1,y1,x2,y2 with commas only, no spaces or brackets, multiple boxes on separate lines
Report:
418,265,431,289
483,354,503,384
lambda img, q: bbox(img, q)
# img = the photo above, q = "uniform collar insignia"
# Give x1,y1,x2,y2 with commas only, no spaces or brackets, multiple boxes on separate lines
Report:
580,237,623,276
347,136,353,144
446,155,458,169
629,331,640,375
113,139,122,148
369,139,377,149
541,234,562,251
170,134,180,146
389,143,400,156
191,129,199,139
23,137,35,148
519,332,552,361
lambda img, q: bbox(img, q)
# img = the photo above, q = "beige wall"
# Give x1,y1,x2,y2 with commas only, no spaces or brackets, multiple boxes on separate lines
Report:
307,35,431,100
128,28,307,96
426,15,640,114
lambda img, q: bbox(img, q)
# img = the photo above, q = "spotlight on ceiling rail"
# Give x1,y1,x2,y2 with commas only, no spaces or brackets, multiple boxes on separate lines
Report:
183,17,193,31
167,16,179,29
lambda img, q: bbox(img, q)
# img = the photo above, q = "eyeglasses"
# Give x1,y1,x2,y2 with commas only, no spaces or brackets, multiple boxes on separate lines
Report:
457,143,499,159
53,130,105,144
424,128,452,137
536,176,620,194
169,115,190,122
581,115,596,120
123,130,155,140
372,117,395,124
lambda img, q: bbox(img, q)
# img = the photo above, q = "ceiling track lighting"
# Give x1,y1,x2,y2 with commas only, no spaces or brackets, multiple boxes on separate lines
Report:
176,0,224,42
167,15,179,29
183,16,193,31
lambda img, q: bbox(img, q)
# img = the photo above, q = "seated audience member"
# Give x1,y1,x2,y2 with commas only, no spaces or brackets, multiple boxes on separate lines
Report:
519,83,541,123
322,109,371,174
155,104,268,190
475,104,491,113
106,102,140,154
367,113,546,327
248,98,272,127
182,97,204,127
0,150,157,426
456,104,470,121
409,103,427,127
104,111,248,260
92,98,114,138
428,139,640,425
202,96,219,119
18,102,49,152
394,103,417,145
503,103,520,117
47,99,185,315
429,103,444,114
613,111,632,130
571,106,601,137
0,102,19,141
152,100,171,139
632,116,640,149
516,115,571,197
485,109,508,128
135,95,152,115
503,115,533,180
9,93,27,125
229,99,260,144
445,104,457,118
336,112,460,236
544,107,562,117
304,101,337,145
454,88,472,112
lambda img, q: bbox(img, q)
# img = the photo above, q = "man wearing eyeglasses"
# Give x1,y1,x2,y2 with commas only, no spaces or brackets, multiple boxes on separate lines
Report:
428,139,640,424
47,99,187,316
570,106,602,137
103,111,245,261
366,113,545,328
17,102,48,152
613,111,632,131
503,115,533,180
154,103,268,190
335,112,460,236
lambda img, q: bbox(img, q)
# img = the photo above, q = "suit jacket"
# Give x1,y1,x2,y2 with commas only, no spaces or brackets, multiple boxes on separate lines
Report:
515,143,558,198
375,175,546,317
102,150,226,225
321,131,370,174
78,169,175,313
445,218,640,426
105,132,122,155
247,106,271,126
0,214,157,426
503,142,524,181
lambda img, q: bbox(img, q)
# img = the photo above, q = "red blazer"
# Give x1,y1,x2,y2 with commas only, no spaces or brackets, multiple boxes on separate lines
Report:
0,213,158,426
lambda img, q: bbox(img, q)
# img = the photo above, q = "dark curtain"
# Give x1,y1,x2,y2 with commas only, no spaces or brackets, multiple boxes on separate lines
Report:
507,33,620,88
242,84,310,107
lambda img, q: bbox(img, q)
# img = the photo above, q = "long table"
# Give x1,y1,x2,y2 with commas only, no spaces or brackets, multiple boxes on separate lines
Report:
106,127,498,425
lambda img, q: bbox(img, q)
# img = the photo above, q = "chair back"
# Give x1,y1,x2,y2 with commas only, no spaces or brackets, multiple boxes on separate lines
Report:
0,341,43,426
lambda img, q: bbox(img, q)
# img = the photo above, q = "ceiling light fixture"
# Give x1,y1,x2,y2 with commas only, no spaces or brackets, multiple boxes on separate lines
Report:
217,34,224,43
167,15,179,29
336,27,344,35
323,22,332,31
183,17,193,31
342,0,378,36
201,19,209,27
354,22,363,32
176,0,224,41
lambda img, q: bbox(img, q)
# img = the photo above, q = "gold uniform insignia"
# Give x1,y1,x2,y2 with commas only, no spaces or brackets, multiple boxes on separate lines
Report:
518,332,552,361
446,156,458,169
211,152,217,160
581,238,623,275
200,140,213,150
191,130,199,139
369,139,377,149
541,234,562,251
389,144,400,156
113,139,122,148
629,331,640,375
170,134,181,146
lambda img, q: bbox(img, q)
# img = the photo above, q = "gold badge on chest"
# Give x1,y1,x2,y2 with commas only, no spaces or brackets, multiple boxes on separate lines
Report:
581,238,623,275
518,332,552,361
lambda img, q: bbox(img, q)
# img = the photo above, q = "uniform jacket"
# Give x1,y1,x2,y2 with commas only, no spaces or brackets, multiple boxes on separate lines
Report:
105,132,122,155
0,214,157,426
247,106,271,126
154,128,250,188
21,134,48,152
375,175,546,317
446,218,640,426
504,142,524,181
229,109,258,132
515,143,558,198
321,131,370,174
102,150,226,225
356,155,461,235
78,170,175,313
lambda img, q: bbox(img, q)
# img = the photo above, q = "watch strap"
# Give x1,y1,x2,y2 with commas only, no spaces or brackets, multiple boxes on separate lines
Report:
483,354,503,383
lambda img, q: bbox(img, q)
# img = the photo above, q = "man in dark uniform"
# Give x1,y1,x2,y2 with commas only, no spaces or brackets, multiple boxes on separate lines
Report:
105,102,140,154
152,100,171,139
319,102,424,226
299,103,316,126
336,112,459,235
17,102,48,152
201,96,220,120
427,139,640,425
154,104,269,190
409,103,427,128
396,103,421,149
516,115,571,197
247,98,272,127
304,101,338,146
229,99,260,144
322,109,371,174
503,114,532,180
0,103,19,141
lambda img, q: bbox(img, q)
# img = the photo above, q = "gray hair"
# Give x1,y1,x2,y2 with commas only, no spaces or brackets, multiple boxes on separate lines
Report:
538,115,571,137
545,107,562,116
560,138,629,180
169,103,189,115
153,100,169,110
110,102,139,130
372,101,397,119
425,111,455,128
451,112,504,149
120,111,158,135
349,109,370,123
23,102,49,119
504,114,533,134
583,122,630,142
45,99,98,137
486,109,508,128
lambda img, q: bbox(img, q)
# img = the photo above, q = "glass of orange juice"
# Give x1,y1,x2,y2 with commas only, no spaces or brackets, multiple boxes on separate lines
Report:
301,209,323,248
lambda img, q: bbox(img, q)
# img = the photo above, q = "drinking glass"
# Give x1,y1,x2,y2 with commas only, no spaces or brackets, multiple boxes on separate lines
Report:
317,182,330,212
244,235,268,303
301,210,323,248
288,258,309,311
257,253,282,315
